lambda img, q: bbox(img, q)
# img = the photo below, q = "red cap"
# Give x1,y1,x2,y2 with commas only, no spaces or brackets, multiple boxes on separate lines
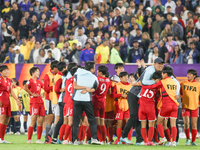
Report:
52,7,57,11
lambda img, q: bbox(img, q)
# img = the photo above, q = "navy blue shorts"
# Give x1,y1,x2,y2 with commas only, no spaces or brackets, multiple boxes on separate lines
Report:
11,111,20,116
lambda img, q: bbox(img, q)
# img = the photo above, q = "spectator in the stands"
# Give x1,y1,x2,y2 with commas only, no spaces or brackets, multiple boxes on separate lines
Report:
39,5,51,20
17,17,32,44
69,42,82,64
29,41,41,63
45,50,55,63
29,15,39,37
80,42,94,64
161,13,173,30
171,17,184,39
110,43,123,64
11,46,24,64
19,0,32,12
57,35,65,50
152,13,163,36
51,7,62,27
133,28,142,47
175,0,184,16
34,0,43,14
148,45,159,63
170,45,184,64
74,27,87,46
164,0,176,14
0,0,11,17
1,22,16,45
122,6,134,23
34,48,46,63
59,17,72,36
128,40,144,63
158,40,168,63
29,5,38,18
186,42,199,64
119,37,128,62
26,35,35,61
48,41,61,61
44,14,58,44
24,11,32,25
11,2,23,32
36,20,46,42
5,45,14,63
123,29,134,48
143,7,155,23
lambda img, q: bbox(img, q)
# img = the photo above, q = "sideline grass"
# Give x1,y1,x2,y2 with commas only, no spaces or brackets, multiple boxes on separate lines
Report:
1,135,200,150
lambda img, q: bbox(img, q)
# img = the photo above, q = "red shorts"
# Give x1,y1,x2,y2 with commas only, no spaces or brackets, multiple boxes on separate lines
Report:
63,104,69,117
105,111,115,120
68,103,73,117
115,108,130,120
93,104,105,119
0,104,11,117
139,104,156,121
159,105,178,119
30,103,46,116
182,108,199,118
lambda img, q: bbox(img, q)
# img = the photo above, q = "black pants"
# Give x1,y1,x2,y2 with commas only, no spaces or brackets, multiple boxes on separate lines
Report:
197,107,200,132
53,102,64,139
73,101,97,142
122,93,143,143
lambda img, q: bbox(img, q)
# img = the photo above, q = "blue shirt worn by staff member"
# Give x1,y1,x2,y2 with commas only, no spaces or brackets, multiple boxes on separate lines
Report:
80,48,94,63
130,58,180,97
72,68,99,102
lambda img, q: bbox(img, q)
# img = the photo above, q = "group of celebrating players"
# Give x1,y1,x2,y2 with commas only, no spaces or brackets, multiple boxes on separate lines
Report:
0,57,200,147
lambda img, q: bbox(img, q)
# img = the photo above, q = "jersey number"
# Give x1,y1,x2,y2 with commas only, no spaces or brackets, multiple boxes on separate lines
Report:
100,83,106,94
142,89,154,99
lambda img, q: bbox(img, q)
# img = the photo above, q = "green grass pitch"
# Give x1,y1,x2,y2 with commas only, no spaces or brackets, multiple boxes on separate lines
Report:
1,135,200,150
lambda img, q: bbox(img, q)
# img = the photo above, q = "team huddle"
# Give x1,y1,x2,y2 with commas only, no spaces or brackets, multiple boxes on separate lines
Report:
0,57,200,147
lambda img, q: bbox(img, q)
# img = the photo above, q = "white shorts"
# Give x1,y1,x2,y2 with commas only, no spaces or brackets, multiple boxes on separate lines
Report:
52,103,60,116
72,2,79,10
45,100,53,115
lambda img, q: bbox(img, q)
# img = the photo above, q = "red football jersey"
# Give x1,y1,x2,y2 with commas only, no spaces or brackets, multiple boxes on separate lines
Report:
139,86,158,105
63,76,74,104
26,78,44,104
93,76,111,103
0,76,12,105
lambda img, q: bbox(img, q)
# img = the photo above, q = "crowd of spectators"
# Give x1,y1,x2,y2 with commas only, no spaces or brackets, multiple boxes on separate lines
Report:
0,0,200,64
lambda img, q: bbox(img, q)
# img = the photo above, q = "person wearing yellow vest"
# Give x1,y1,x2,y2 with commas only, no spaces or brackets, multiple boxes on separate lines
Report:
9,78,21,135
112,71,132,144
44,60,59,143
19,80,30,135
181,69,200,146
143,66,180,147
49,62,66,144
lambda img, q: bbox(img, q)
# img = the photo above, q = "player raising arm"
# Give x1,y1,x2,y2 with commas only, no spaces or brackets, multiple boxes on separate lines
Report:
24,67,45,144
0,65,21,143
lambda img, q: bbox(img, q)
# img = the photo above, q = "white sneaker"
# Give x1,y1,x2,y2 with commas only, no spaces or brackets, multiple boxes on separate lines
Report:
107,141,112,145
25,132,28,135
102,141,106,145
74,140,79,145
159,137,167,145
63,140,68,145
2,140,11,144
15,132,21,135
0,138,3,144
9,132,14,135
171,141,176,147
165,142,171,146
36,139,43,144
91,138,101,145
27,140,33,144
68,141,73,145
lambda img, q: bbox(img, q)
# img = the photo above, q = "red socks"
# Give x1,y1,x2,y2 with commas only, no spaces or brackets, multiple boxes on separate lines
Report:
64,125,72,140
37,126,43,140
81,125,87,141
0,123,6,140
171,127,177,142
59,124,66,140
107,127,113,142
78,126,82,141
28,126,34,140
101,125,107,141
192,129,197,143
116,128,122,141
97,125,102,142
164,128,171,142
157,124,165,138
86,126,91,141
141,128,147,143
184,128,190,139
154,128,159,143
128,128,133,140
148,127,154,142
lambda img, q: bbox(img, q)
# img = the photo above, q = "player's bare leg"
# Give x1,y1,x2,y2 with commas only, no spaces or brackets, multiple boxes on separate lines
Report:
157,116,167,144
0,115,10,143
183,116,190,145
191,117,198,145
170,118,177,146
100,118,107,144
116,120,123,144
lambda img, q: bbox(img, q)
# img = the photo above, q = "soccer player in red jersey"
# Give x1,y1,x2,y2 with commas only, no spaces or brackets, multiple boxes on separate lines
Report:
93,65,111,144
24,67,45,144
138,71,162,146
0,65,21,143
